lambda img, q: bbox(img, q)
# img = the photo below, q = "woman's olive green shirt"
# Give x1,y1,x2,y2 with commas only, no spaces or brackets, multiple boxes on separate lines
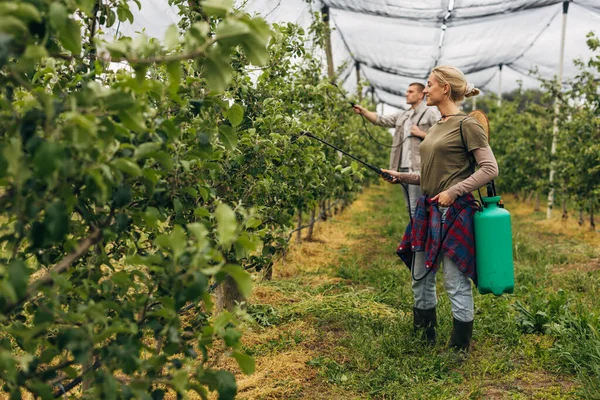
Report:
419,115,488,197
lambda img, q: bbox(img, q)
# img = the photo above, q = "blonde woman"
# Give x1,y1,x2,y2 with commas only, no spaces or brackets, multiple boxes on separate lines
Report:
382,66,498,351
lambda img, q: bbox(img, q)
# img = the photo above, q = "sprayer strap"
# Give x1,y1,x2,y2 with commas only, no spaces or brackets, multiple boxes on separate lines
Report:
459,117,476,169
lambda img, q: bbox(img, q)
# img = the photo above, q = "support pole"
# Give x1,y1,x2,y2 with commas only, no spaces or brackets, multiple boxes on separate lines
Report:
370,86,375,105
356,62,362,100
322,5,335,80
472,95,477,111
547,0,570,219
497,64,503,106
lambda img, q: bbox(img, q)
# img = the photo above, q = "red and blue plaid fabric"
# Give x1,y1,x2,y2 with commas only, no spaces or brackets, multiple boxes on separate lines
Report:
396,193,479,285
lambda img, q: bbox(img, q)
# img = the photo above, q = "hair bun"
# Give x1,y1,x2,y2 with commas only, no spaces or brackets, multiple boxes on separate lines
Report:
464,83,480,98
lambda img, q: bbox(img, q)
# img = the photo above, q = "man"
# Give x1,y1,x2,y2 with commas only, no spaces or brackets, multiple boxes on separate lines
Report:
353,83,440,216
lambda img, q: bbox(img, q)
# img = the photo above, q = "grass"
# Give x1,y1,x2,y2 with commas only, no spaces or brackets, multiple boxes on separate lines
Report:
216,184,600,399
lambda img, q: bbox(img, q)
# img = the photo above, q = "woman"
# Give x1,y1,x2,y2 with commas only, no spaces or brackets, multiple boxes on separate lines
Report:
382,66,499,352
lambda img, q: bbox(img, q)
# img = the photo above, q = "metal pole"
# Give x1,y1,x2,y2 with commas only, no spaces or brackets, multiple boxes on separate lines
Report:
497,64,503,106
472,95,477,111
355,62,362,100
547,0,570,219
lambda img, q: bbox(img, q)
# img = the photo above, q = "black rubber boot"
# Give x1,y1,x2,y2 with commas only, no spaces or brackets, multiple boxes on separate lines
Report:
448,318,473,352
413,307,437,345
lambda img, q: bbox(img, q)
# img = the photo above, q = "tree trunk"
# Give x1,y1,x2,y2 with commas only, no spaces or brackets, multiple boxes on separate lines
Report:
319,200,327,221
526,190,534,204
534,192,540,212
590,199,596,231
215,276,243,313
579,206,584,226
296,209,302,244
321,6,335,79
561,198,568,220
306,208,316,240
263,261,273,281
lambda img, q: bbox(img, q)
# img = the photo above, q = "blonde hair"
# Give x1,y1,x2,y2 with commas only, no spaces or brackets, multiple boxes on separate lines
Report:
431,65,480,103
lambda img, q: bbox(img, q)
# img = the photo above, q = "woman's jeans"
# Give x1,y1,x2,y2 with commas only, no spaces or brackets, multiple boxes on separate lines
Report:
411,206,474,322
402,182,422,217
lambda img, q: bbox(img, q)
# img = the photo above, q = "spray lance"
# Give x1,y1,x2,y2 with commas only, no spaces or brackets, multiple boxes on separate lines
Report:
300,132,394,180
295,131,414,227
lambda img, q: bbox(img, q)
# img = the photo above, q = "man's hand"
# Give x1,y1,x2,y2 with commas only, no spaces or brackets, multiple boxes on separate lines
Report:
410,125,426,139
353,104,366,115
431,190,456,207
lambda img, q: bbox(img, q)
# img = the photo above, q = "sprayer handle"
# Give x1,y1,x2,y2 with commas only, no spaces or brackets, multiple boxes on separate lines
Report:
376,168,400,184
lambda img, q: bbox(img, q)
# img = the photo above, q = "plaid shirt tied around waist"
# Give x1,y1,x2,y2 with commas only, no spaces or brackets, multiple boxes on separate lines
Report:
396,193,479,285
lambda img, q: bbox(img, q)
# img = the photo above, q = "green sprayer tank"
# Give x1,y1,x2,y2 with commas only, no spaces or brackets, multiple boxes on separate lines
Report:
474,196,514,296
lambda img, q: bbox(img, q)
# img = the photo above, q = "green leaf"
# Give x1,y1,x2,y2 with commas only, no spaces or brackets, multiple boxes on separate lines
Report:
201,0,233,17
0,3,42,23
245,217,261,229
166,61,181,92
216,20,250,42
232,351,255,375
103,92,137,111
61,19,82,54
33,141,63,178
161,119,179,140
203,52,232,93
155,225,187,260
0,16,28,35
112,158,142,177
225,104,244,127
112,185,132,208
49,3,68,30
199,370,237,400
21,45,48,68
49,4,81,54
218,125,237,151
187,222,209,251
44,201,69,243
8,260,30,299
134,142,161,160
118,109,147,132
221,264,252,298
76,0,96,17
164,24,180,50
194,207,210,218
215,204,237,246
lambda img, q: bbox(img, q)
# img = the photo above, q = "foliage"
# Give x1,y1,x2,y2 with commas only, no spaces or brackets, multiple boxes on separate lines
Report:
0,1,390,398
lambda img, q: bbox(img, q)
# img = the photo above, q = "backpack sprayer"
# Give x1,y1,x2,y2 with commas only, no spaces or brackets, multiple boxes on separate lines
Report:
463,110,515,296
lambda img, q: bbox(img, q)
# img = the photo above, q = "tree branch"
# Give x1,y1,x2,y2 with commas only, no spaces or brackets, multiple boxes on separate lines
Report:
52,359,101,398
112,37,218,66
2,228,103,314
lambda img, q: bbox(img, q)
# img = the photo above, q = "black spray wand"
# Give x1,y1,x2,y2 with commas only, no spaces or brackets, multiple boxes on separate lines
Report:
301,131,396,182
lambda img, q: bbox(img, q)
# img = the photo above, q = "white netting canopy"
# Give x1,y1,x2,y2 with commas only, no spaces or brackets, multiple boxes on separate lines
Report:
107,1,600,111
241,0,600,111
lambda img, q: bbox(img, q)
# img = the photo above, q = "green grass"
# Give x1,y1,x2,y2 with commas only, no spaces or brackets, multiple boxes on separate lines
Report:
244,184,600,399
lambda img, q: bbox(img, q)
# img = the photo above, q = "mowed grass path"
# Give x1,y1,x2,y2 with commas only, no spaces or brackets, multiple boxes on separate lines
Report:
226,184,600,399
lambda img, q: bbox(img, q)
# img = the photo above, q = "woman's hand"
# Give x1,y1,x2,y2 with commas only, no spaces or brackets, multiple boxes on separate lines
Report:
380,169,401,184
431,190,456,207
